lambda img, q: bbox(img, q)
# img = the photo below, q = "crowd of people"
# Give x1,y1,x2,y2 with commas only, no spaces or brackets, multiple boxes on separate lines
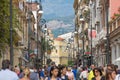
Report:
0,59,120,80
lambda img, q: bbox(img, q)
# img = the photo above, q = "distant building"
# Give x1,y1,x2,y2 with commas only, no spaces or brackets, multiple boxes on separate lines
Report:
50,37,68,65
109,16,120,68
58,32,73,42
59,32,77,64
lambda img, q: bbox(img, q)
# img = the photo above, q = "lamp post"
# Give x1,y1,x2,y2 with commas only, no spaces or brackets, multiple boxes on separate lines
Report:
79,15,85,67
27,0,33,62
105,0,110,64
36,2,44,69
71,33,74,62
10,0,13,65
74,29,79,66
27,11,31,62
90,0,93,65
38,19,46,65
67,41,71,64
44,24,47,65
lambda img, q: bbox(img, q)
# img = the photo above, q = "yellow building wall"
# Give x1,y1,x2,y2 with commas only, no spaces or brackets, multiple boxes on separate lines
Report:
50,40,68,65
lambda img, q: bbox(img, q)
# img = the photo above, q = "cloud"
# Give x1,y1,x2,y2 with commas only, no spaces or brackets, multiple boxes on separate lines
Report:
46,20,72,30
42,0,74,18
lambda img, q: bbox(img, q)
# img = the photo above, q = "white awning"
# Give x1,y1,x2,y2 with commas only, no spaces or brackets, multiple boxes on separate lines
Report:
114,57,120,62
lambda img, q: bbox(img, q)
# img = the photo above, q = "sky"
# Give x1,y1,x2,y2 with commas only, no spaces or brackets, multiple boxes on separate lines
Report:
41,0,75,37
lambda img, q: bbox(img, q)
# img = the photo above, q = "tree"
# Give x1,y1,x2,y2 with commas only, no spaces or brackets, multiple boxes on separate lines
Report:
0,0,10,44
41,37,55,54
0,0,21,58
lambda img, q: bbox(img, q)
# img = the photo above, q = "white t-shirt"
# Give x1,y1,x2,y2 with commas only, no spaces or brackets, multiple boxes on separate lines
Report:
115,74,120,80
0,69,19,80
66,71,74,80
80,70,88,79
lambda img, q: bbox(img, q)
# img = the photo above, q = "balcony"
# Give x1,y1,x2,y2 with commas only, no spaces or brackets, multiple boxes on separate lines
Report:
109,16,120,39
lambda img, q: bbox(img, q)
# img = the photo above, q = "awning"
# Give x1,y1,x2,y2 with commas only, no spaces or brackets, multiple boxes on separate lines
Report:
85,52,91,54
114,57,120,62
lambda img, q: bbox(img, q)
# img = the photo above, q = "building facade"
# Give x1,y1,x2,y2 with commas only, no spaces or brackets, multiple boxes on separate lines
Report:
73,0,91,66
109,11,120,68
50,37,68,65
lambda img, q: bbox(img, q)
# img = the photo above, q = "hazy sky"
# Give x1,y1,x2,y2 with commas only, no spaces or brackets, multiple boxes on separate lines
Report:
42,0,74,20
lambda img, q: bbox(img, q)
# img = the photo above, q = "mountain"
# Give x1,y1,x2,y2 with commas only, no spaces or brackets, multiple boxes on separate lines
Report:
42,0,75,37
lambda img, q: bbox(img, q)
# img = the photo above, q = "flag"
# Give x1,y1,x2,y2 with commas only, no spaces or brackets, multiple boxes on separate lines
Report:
88,29,96,40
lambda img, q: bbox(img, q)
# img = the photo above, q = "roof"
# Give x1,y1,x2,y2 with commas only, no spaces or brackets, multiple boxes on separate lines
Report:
55,37,64,41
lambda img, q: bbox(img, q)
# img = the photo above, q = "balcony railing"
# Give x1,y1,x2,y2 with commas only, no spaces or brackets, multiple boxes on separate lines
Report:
109,16,120,33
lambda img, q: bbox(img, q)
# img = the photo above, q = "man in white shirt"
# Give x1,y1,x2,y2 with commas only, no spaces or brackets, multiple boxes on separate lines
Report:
0,59,19,80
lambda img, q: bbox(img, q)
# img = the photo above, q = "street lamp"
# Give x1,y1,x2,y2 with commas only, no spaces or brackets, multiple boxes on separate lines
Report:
36,8,43,69
79,14,85,66
27,7,33,62
67,41,71,64
90,0,93,65
38,19,46,65
10,0,13,65
105,0,110,64
71,33,74,61
74,28,79,66
103,37,107,65
43,24,47,65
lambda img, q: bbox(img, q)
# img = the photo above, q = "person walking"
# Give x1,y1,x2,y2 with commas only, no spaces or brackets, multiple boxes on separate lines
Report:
20,67,30,80
0,59,19,80
92,68,105,80
47,66,61,80
105,69,117,80
66,67,74,80
72,65,77,80
79,67,88,80
88,64,95,80
59,65,68,80
29,66,39,80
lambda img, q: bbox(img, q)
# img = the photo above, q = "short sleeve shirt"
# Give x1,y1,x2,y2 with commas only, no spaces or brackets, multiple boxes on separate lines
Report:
0,69,19,80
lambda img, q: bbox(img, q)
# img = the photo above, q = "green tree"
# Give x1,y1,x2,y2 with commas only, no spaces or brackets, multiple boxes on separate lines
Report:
41,37,55,54
0,0,20,52
0,0,9,44
41,36,55,65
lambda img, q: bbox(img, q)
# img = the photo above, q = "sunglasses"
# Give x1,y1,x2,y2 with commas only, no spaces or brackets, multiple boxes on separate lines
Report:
95,70,98,73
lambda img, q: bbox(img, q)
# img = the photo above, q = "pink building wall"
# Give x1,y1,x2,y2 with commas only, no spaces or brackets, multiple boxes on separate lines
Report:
110,0,120,18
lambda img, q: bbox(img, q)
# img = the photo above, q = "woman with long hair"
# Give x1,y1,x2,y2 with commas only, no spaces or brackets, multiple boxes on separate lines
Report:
47,66,61,80
20,67,30,80
59,65,68,80
92,68,105,80
105,69,117,80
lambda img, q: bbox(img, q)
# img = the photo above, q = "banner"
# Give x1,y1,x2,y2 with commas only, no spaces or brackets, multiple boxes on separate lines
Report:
88,29,96,40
